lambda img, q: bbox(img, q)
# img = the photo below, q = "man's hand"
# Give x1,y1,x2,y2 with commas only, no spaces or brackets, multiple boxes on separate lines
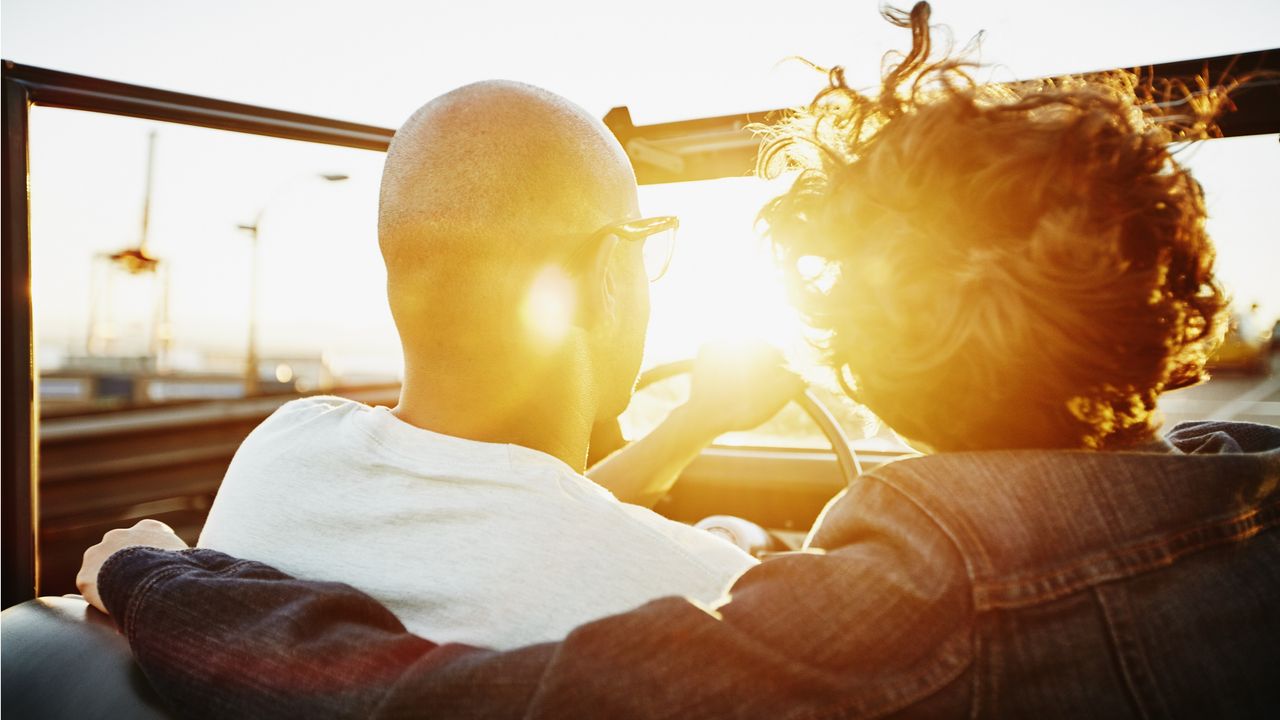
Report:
77,519,189,614
682,340,806,437
588,341,804,508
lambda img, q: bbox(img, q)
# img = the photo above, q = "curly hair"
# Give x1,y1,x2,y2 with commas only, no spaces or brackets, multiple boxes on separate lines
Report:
757,2,1234,451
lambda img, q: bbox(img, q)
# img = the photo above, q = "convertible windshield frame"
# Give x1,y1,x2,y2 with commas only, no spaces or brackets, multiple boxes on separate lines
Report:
3,49,1278,607
2,60,400,609
603,48,1280,184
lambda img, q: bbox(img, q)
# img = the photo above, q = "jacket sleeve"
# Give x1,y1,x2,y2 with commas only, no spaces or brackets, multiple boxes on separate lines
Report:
101,479,972,720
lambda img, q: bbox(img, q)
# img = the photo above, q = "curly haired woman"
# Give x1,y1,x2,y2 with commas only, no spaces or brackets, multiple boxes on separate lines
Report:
758,2,1231,455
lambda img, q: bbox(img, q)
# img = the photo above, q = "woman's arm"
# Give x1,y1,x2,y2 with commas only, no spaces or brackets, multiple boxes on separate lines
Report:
82,483,969,720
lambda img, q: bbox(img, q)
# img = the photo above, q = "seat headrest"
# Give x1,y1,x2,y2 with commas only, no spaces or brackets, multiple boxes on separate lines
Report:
1,596,172,719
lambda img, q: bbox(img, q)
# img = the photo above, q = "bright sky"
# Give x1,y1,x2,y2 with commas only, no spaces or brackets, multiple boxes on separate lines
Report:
5,0,1279,125
4,0,1279,380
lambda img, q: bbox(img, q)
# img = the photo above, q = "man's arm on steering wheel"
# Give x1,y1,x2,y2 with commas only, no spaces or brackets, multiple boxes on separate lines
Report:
587,341,804,507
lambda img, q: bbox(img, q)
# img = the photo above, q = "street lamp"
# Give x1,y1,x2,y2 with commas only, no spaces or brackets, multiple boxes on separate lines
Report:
236,172,348,396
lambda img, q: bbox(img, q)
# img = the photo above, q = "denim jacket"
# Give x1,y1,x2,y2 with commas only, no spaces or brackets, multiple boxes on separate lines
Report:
100,421,1280,719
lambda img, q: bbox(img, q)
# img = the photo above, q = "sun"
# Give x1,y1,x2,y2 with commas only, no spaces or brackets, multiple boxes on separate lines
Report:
638,175,809,367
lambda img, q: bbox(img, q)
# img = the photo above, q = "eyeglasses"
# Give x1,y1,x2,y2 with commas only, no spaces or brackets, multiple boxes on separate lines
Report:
570,216,679,283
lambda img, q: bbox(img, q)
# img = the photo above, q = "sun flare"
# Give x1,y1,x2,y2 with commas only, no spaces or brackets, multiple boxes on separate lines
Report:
640,176,809,367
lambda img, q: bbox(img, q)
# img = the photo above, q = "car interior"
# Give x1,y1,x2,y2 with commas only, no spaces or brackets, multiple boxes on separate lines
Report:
1,45,1277,718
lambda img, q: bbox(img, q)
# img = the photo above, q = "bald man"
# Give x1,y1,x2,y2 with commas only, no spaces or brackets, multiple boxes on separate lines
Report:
194,80,799,650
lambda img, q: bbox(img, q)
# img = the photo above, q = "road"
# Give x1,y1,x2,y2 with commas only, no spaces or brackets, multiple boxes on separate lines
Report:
1158,352,1280,429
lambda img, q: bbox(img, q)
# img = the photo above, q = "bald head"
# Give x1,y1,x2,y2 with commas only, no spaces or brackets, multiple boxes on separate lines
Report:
378,81,650,459
379,80,638,289
378,80,641,385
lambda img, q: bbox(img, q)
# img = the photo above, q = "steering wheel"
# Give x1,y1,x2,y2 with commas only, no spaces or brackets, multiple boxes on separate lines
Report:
634,359,862,486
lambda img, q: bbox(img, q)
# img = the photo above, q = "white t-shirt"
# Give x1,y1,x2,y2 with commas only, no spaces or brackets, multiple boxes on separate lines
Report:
198,396,756,650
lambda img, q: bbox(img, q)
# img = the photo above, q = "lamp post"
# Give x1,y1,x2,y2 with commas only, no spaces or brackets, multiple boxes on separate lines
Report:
236,173,348,396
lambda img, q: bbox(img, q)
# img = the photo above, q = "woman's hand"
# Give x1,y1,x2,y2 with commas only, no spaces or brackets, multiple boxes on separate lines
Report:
76,519,190,613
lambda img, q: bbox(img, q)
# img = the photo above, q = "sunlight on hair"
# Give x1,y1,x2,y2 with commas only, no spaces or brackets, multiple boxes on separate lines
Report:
521,265,576,351
754,0,1234,451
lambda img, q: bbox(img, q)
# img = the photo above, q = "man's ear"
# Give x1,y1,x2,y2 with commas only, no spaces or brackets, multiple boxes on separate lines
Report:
574,236,618,330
